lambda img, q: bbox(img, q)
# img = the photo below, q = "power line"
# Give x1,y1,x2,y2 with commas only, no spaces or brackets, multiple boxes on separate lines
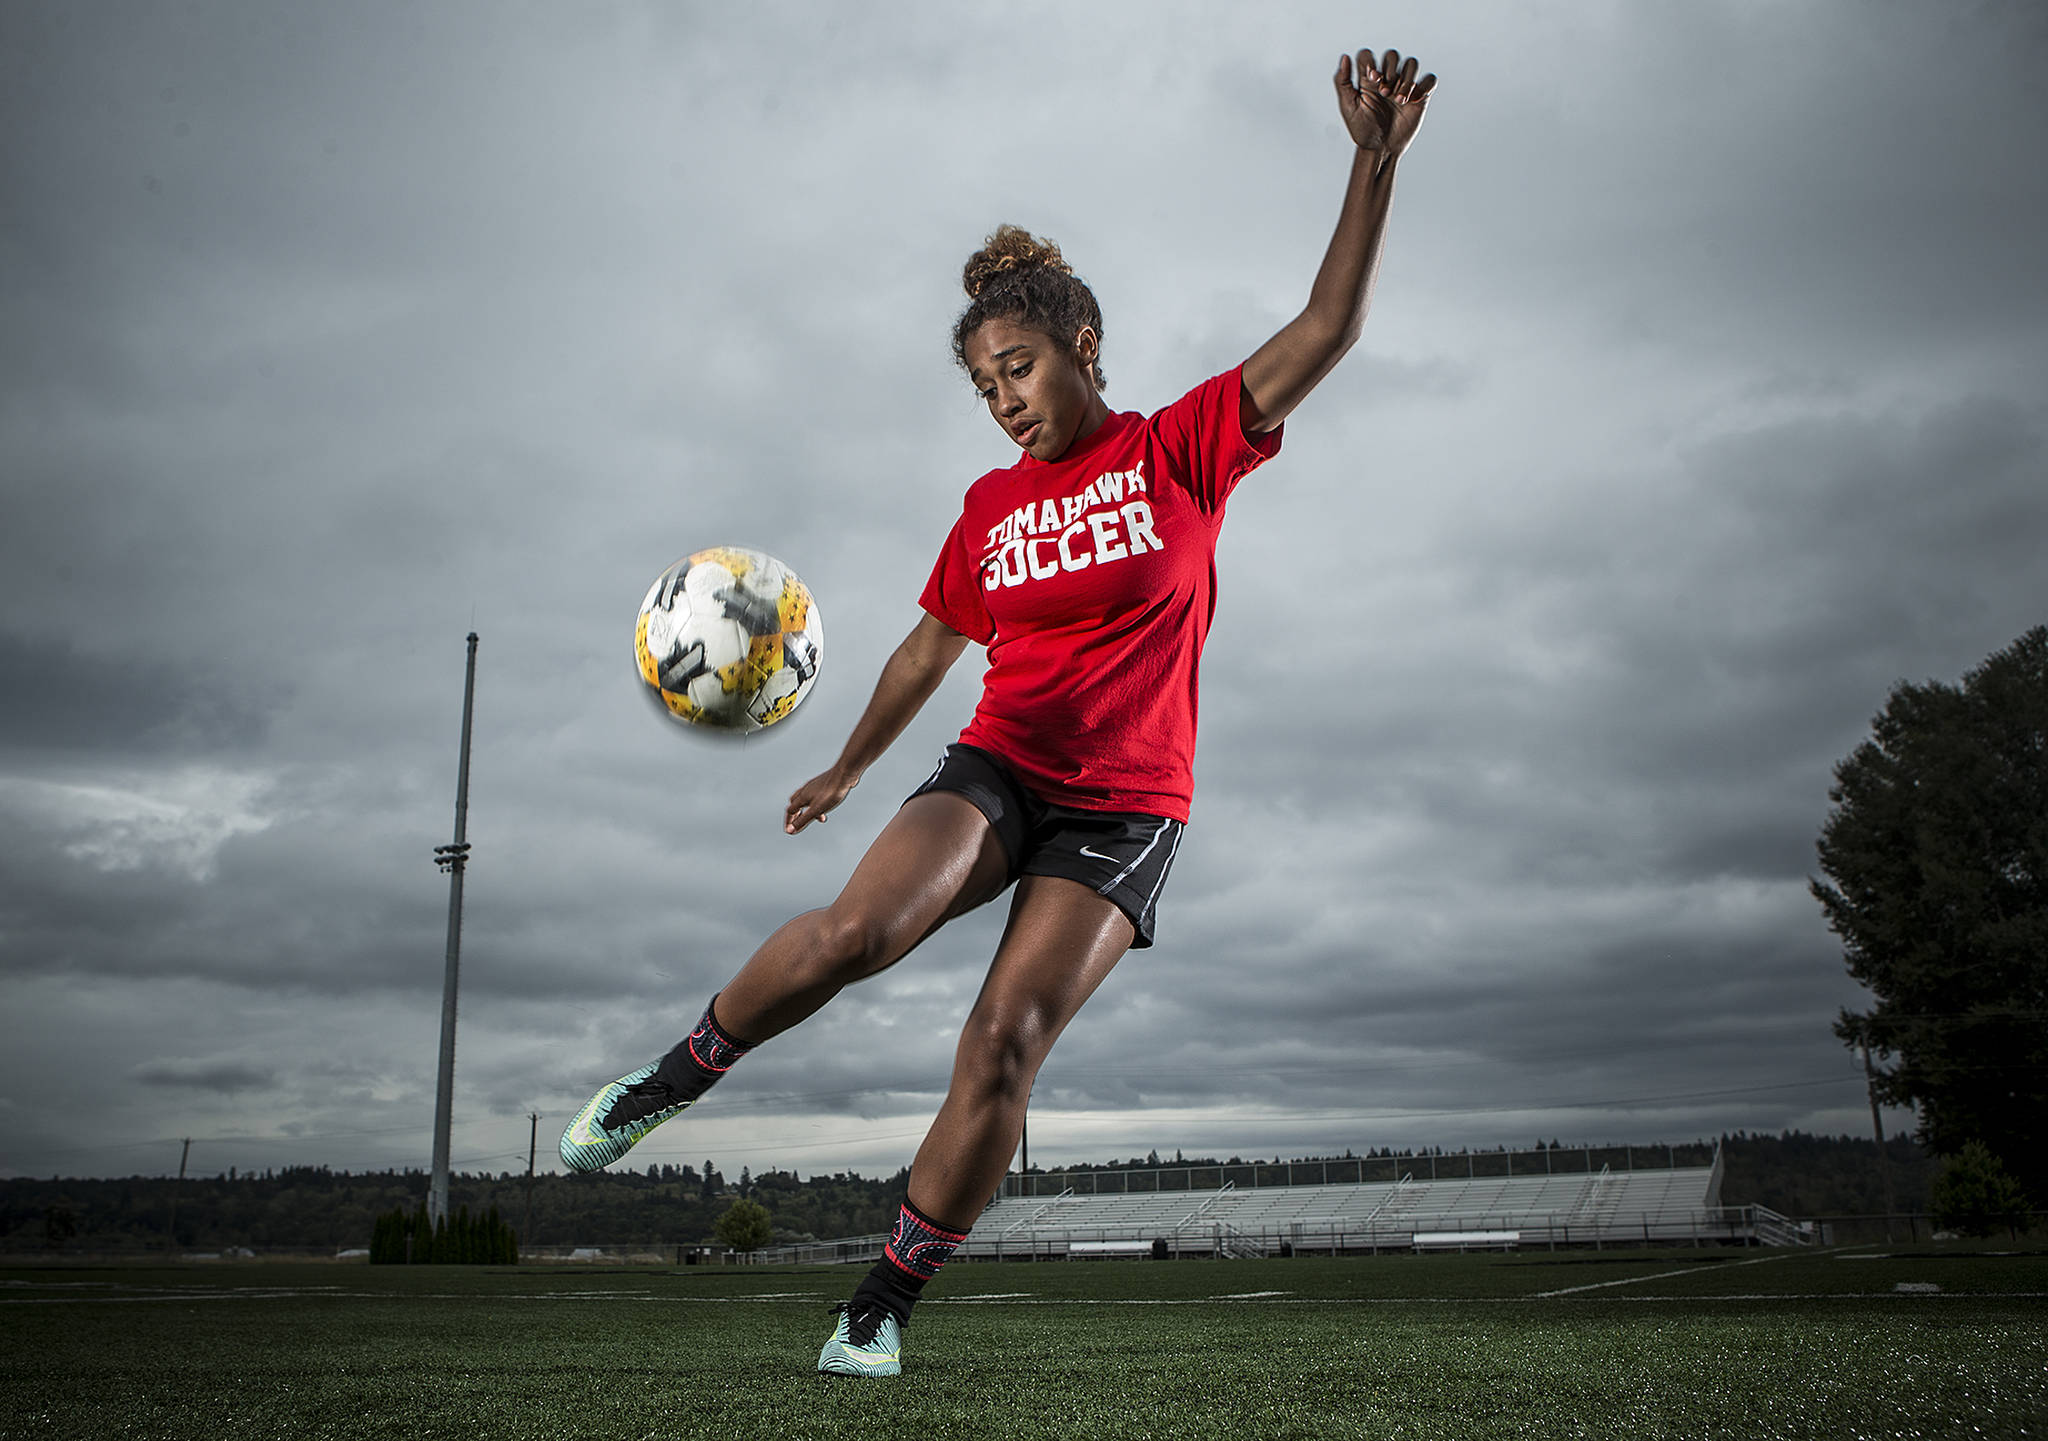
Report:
2,1070,1920,1175
612,1075,1878,1162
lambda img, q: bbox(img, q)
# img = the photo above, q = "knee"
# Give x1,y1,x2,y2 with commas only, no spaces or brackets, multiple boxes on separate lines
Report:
953,1004,1050,1104
800,905,899,983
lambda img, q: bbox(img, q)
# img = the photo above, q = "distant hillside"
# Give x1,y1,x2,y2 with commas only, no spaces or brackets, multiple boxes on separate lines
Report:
2,1132,1932,1254
1716,1130,1932,1215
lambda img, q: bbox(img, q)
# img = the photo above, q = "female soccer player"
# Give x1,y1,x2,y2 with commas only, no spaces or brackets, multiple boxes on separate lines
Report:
562,45,1434,1376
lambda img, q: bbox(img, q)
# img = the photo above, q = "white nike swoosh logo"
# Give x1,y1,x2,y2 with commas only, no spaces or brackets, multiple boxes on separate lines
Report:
1078,845,1116,862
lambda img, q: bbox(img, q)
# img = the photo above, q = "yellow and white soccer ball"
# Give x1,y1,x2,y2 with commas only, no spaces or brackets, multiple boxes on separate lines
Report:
633,546,824,734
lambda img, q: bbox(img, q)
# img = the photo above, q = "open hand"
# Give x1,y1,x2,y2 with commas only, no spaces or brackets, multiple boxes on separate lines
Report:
785,766,855,834
1335,48,1435,157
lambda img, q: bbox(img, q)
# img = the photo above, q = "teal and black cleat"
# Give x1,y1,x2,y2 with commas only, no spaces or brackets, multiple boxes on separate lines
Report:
558,1064,692,1173
816,1301,902,1377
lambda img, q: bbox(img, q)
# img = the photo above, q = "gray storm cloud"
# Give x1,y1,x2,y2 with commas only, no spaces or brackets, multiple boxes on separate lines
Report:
2,0,2043,1181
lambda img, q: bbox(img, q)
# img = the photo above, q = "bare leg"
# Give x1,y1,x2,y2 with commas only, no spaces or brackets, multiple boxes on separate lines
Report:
903,875,1135,1229
713,792,1012,1044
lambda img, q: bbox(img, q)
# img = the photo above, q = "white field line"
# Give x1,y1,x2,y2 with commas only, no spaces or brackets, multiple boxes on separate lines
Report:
1533,1248,1799,1298
0,1281,346,1296
730,1291,825,1299
929,1292,2048,1306
945,1292,1034,1300
8,1287,2048,1307
548,1289,654,1297
2,1290,349,1304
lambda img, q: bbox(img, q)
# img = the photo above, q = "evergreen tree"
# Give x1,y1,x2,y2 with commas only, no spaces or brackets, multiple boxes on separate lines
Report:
1815,626,2048,1201
367,1202,516,1264
1930,1142,2030,1238
489,1205,516,1264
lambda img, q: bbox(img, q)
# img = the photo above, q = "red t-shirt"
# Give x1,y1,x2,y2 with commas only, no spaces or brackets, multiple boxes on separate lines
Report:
919,366,1282,822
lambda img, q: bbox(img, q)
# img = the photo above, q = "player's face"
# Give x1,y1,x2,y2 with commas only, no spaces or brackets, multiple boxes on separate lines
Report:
964,318,1107,462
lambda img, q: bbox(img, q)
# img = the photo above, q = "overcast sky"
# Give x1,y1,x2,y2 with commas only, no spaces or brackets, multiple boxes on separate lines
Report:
4,1,2044,1188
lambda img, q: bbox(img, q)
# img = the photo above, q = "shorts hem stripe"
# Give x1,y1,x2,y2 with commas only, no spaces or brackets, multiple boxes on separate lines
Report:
1103,817,1173,893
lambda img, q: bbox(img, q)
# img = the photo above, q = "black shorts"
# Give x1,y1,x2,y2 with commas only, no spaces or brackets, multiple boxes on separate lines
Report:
907,744,1183,949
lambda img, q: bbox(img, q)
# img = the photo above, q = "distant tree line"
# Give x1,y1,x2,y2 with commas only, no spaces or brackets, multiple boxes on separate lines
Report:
0,1159,910,1254
1,1133,1945,1254
1025,1140,1723,1186
1718,1130,1932,1215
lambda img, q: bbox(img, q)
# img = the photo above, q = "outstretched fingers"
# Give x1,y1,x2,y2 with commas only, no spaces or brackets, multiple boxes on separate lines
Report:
1362,48,1436,102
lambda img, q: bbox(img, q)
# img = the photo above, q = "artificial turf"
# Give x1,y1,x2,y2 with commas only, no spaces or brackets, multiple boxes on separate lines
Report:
3,1248,2042,1439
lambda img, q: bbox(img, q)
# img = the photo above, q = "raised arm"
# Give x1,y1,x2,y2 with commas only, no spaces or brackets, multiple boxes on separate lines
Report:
1240,48,1435,434
784,612,971,833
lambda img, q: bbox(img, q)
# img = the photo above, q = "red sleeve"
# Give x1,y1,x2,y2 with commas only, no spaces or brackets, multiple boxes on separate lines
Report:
1148,363,1283,517
918,507,996,645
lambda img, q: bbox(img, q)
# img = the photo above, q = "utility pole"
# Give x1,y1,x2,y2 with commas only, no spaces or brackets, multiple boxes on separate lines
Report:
165,1138,191,1249
429,632,479,1227
1862,1042,1897,1242
523,1112,538,1255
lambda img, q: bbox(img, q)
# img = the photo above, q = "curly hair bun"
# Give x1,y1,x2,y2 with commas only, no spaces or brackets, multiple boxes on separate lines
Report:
951,223,1105,391
962,224,1074,300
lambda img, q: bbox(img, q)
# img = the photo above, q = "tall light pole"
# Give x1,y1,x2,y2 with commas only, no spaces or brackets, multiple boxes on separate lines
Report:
429,632,479,1226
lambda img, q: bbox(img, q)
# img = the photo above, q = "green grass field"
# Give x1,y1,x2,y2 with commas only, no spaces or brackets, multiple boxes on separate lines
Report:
4,1246,2043,1439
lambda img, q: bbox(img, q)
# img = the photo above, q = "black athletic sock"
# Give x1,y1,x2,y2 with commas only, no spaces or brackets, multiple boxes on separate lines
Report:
851,1263,921,1328
852,1199,970,1327
650,994,757,1101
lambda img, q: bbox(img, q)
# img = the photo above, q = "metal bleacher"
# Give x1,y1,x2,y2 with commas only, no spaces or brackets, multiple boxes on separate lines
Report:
757,1143,1811,1265
956,1164,1756,1258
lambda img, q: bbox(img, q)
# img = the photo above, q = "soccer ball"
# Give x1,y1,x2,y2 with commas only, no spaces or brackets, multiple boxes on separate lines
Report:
633,546,824,734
